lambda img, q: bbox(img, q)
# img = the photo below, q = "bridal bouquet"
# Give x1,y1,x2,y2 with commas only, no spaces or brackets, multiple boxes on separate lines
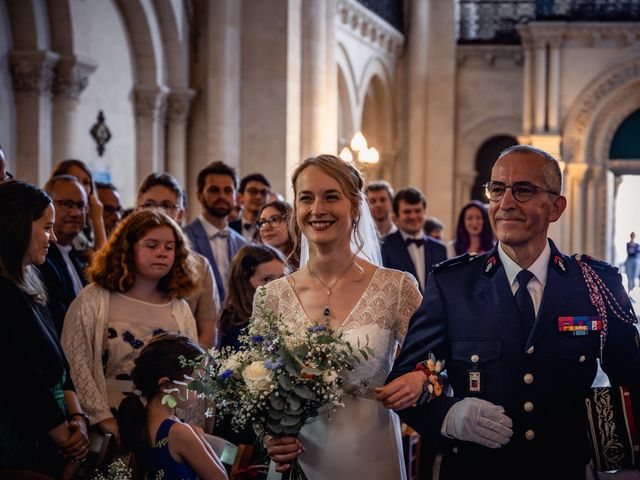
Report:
184,288,372,479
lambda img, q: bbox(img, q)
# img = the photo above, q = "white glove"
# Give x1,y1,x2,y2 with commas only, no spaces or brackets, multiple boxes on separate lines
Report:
441,397,513,448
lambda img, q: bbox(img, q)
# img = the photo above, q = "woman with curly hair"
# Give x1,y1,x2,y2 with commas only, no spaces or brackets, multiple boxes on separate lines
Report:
61,209,199,447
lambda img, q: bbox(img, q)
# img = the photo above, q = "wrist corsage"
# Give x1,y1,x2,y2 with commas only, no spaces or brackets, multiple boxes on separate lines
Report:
414,353,446,402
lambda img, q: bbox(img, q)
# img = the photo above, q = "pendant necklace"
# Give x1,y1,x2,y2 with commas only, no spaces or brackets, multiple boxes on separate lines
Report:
307,255,356,320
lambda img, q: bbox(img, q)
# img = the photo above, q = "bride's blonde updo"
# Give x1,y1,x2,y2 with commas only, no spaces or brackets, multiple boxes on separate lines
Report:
290,154,365,255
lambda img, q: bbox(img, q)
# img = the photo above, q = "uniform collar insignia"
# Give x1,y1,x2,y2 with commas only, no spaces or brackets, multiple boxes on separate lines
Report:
481,254,499,278
553,254,568,275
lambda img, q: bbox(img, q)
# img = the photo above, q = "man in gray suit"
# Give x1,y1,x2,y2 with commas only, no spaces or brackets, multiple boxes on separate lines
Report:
184,162,248,302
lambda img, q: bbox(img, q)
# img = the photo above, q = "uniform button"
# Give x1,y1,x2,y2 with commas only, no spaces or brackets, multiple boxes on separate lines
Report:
523,373,534,384
525,429,535,440
452,447,459,454
527,345,535,354
578,355,586,363
471,354,480,363
524,401,534,412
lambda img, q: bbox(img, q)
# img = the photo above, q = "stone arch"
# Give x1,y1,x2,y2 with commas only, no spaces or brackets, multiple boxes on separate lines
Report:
113,0,165,86
46,0,72,53
5,0,50,50
152,0,188,88
336,42,359,138
562,57,640,166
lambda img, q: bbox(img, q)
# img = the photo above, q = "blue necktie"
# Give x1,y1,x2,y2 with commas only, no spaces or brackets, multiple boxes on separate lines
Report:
515,269,536,336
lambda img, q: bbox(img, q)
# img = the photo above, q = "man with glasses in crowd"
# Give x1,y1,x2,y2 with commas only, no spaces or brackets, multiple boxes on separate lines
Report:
38,175,89,335
229,173,271,240
96,181,123,238
387,145,640,479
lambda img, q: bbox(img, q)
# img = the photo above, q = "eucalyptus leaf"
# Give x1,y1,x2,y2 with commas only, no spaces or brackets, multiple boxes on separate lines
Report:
281,414,301,426
269,395,285,410
278,374,293,391
267,421,283,434
287,396,301,411
293,385,316,400
284,424,303,435
268,408,283,419
301,367,323,376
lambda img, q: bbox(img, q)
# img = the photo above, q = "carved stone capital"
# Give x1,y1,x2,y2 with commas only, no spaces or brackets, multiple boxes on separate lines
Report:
52,55,98,100
335,0,405,56
134,86,168,121
9,50,59,95
166,89,197,124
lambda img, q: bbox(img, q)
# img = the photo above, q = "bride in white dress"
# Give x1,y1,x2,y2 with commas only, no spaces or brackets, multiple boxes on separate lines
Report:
262,154,426,479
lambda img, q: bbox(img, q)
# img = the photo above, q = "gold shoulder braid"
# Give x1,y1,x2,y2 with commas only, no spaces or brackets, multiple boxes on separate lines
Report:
574,254,637,360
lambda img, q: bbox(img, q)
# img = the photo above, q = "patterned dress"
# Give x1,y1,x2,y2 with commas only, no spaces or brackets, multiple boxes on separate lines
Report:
256,268,422,480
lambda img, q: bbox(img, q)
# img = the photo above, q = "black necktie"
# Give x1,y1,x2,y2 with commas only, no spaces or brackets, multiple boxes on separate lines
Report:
515,269,536,336
405,238,424,248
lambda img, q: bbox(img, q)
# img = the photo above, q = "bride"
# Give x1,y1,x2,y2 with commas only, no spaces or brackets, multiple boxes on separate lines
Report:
259,154,427,479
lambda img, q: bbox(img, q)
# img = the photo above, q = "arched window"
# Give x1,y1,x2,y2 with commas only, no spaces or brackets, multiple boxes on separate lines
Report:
471,135,518,201
610,109,640,160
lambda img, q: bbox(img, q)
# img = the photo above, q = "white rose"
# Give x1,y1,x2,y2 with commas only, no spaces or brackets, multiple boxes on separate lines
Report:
222,357,242,374
242,361,274,391
322,371,338,384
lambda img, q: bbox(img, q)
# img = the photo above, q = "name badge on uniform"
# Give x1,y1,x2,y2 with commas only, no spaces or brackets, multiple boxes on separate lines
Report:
468,369,484,393
558,316,602,336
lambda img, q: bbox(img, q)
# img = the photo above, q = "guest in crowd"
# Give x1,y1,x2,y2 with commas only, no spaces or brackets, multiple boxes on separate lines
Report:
117,334,227,480
61,209,198,446
382,187,447,292
230,173,271,240
185,162,248,302
424,217,444,241
137,172,220,348
219,244,286,351
0,180,89,477
96,181,123,238
365,180,397,243
449,200,494,257
51,159,107,253
38,175,89,336
625,231,640,292
256,200,298,270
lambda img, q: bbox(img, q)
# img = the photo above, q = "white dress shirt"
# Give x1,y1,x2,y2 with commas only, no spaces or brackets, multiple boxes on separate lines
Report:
399,229,426,291
57,243,84,295
198,214,231,283
498,241,550,316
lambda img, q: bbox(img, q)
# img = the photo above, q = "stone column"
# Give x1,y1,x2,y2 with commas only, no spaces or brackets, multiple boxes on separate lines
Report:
547,35,562,133
533,38,547,133
166,88,196,188
520,32,534,135
564,162,588,254
9,49,59,185
51,54,97,163
134,86,167,187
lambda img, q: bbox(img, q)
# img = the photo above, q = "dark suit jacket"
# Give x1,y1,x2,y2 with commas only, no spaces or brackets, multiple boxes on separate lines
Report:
37,243,87,337
381,230,447,291
387,240,640,479
228,219,242,235
184,218,248,301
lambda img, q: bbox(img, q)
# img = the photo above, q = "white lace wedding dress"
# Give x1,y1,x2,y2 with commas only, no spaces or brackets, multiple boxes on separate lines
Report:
258,268,422,480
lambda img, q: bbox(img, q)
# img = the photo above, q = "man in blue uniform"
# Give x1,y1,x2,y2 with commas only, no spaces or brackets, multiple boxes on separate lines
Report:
387,145,640,479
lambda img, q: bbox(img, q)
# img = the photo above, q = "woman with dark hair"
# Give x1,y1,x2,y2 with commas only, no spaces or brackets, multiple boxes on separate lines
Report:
117,334,226,480
0,181,89,477
256,200,299,271
51,159,107,253
61,209,199,446
220,244,286,350
449,200,495,257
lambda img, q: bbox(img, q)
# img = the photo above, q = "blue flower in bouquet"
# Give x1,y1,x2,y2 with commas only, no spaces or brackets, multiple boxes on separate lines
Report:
265,358,284,370
251,335,265,343
308,325,327,332
220,369,234,381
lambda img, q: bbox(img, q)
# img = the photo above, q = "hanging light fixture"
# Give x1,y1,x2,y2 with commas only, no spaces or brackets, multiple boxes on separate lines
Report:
339,146,354,163
350,131,367,152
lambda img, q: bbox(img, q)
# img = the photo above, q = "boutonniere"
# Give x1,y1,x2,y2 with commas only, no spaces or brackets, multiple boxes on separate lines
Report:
414,353,447,401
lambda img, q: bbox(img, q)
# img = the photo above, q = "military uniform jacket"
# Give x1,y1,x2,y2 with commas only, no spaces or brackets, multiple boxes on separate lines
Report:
388,239,640,480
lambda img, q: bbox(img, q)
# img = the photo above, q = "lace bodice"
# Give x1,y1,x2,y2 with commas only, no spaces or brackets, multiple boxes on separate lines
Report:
255,268,422,399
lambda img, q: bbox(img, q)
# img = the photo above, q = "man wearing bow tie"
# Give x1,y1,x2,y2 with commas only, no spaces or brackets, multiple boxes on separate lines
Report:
185,162,248,302
381,187,447,291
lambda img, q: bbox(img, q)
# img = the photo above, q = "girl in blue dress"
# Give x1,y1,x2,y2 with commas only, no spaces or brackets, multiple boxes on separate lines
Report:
117,333,227,480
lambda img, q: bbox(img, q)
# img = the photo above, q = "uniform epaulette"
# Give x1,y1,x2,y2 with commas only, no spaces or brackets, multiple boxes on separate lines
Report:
573,254,617,273
433,252,480,273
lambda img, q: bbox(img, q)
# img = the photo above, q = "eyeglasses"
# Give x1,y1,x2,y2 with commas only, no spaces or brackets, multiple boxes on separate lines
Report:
483,181,559,203
54,199,88,211
257,214,286,230
0,171,14,182
246,187,270,197
141,201,179,212
104,205,123,215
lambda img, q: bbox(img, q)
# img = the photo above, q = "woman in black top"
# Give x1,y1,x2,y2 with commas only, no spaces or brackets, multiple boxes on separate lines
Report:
0,181,89,477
